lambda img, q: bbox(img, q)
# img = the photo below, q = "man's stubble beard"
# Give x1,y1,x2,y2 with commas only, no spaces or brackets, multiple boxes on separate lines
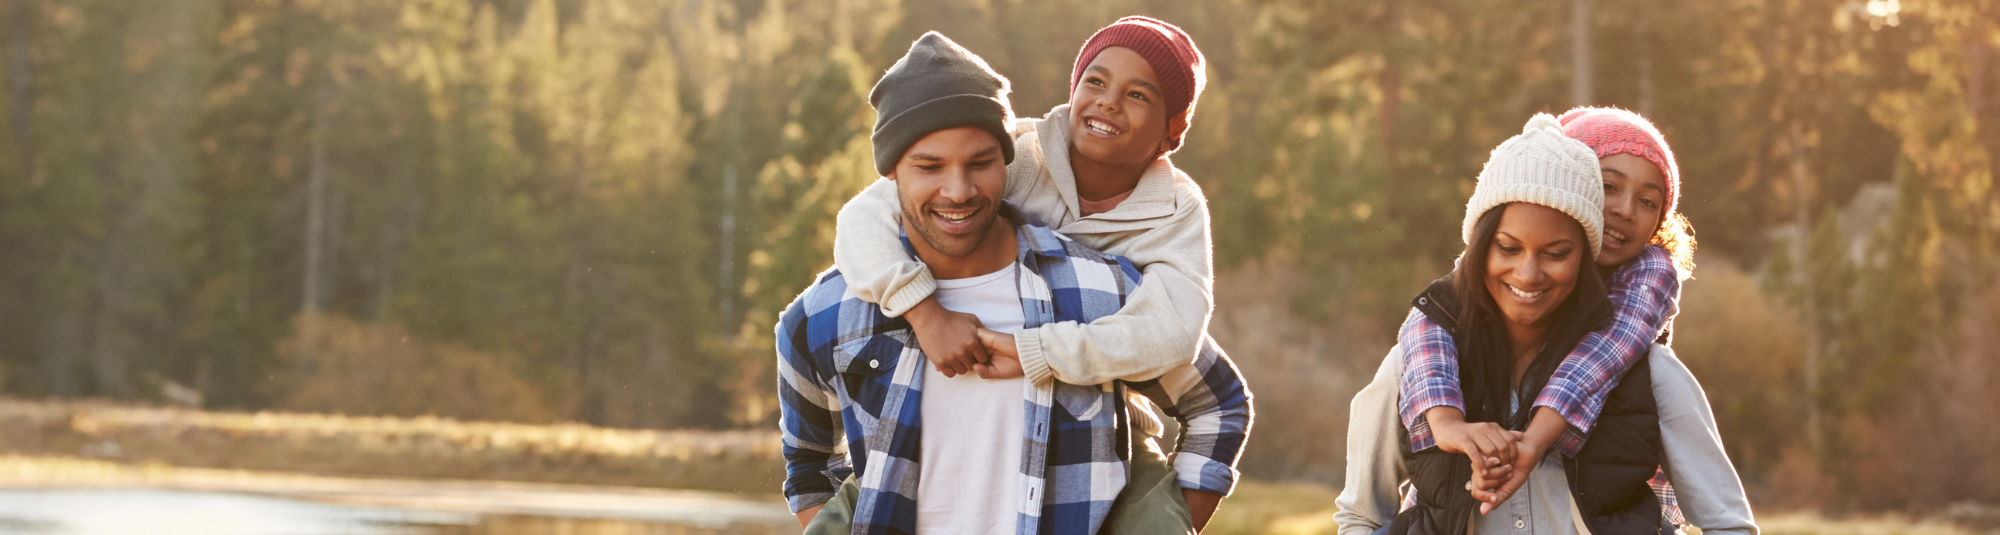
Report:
902,195,998,258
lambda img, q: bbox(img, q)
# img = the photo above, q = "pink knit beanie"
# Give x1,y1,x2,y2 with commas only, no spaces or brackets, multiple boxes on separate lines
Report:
1070,16,1206,154
1558,107,1681,216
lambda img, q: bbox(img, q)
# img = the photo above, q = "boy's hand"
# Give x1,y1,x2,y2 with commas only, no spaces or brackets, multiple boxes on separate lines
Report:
972,329,1024,379
906,297,989,377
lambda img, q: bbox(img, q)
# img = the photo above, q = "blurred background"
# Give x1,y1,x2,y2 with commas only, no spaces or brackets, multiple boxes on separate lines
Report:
1,0,1998,533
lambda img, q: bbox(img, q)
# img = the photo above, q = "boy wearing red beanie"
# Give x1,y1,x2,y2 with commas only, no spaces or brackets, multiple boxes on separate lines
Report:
831,16,1237,532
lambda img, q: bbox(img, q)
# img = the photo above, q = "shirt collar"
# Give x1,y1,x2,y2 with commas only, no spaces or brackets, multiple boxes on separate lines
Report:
1037,104,1181,222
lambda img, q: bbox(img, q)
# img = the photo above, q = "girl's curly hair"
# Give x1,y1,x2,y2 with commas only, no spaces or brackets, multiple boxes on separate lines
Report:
1653,212,1697,278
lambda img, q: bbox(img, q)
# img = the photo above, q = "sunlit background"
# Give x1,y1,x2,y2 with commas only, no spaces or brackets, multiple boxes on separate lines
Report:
0,0,1997,533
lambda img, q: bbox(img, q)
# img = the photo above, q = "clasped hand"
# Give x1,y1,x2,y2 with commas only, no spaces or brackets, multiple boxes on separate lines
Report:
906,297,1023,379
1428,408,1544,514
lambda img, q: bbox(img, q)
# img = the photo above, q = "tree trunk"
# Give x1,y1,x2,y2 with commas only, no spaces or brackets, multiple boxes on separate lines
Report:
1790,121,1823,453
7,0,31,179
303,85,331,315
299,83,332,372
1638,23,1655,117
1966,42,2000,218
1571,0,1593,107
718,163,737,338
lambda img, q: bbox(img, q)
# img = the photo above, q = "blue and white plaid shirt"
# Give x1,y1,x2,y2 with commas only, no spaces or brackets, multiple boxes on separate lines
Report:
776,204,1252,535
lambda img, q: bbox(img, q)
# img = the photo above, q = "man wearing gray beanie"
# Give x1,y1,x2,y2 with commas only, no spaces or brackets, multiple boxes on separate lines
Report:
777,31,1250,535
868,31,1015,176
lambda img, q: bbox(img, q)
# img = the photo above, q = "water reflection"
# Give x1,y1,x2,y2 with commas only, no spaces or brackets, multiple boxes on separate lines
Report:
0,489,795,535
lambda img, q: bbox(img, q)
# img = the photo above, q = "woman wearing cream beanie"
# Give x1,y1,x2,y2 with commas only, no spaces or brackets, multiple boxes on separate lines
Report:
1462,112,1606,255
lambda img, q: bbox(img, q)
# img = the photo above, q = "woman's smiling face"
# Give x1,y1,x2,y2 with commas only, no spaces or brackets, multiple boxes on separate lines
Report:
1067,46,1169,166
1484,202,1586,331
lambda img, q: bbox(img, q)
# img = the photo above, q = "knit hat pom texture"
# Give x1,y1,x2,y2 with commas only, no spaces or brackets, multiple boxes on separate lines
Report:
1463,113,1606,255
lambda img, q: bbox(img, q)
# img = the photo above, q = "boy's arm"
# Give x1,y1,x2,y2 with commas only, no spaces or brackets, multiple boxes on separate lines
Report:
776,305,850,515
832,179,989,376
833,179,933,316
1124,335,1252,530
1014,189,1212,385
1534,245,1682,456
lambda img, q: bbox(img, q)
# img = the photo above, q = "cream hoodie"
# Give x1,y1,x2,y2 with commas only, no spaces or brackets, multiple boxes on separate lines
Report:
832,104,1214,385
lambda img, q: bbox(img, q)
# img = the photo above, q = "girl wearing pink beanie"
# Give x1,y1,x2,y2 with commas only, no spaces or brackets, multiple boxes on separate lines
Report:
1397,107,1699,519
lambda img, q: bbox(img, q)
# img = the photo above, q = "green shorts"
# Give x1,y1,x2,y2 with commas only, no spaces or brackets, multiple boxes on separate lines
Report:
803,438,1194,534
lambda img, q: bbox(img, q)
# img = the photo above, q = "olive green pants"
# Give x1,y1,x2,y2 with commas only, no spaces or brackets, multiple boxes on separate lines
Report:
802,438,1194,534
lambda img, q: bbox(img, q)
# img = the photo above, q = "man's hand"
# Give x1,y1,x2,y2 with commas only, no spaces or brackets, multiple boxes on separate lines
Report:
1183,489,1223,532
971,328,1025,379
1426,407,1517,483
906,297,989,377
795,504,822,529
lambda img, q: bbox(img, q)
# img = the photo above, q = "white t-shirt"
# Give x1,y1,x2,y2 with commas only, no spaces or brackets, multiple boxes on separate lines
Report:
916,262,1027,535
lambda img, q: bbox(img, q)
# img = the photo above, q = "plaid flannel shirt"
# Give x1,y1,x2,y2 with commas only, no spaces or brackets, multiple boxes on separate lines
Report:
1398,244,1681,456
776,205,1252,535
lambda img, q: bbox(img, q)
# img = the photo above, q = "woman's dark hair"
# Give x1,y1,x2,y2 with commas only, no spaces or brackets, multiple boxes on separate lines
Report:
1450,204,1613,428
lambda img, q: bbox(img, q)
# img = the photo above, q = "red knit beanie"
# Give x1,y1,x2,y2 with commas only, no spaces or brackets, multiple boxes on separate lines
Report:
1558,107,1681,216
1070,16,1206,155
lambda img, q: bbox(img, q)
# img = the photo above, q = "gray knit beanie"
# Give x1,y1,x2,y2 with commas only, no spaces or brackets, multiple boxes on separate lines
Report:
870,32,1015,176
1463,113,1606,255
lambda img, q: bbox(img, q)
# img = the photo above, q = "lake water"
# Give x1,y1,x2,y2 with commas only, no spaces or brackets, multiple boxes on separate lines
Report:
0,488,797,535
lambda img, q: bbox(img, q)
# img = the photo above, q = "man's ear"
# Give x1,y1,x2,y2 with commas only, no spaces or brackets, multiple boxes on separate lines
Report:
885,167,898,182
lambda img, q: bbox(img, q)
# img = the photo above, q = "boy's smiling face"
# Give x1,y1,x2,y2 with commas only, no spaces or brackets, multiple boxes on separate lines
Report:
1068,46,1169,167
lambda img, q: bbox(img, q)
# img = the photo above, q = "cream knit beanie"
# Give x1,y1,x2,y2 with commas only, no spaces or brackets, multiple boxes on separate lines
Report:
1463,113,1605,255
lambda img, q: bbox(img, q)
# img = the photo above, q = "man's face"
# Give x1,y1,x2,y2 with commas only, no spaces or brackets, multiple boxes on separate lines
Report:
890,126,1008,258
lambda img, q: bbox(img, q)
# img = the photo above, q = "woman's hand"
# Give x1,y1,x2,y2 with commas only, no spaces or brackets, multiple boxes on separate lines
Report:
1469,408,1567,513
1469,435,1541,514
1427,407,1518,483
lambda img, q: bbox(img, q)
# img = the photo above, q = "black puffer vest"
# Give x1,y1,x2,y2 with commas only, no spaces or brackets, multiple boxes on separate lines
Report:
1389,278,1663,535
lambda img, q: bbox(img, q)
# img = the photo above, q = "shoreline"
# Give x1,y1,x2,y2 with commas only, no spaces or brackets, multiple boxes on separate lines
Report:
0,454,795,527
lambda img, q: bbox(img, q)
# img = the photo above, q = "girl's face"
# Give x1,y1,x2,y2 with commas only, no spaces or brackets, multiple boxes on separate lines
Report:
1484,203,1587,332
1597,153,1667,267
1067,46,1169,166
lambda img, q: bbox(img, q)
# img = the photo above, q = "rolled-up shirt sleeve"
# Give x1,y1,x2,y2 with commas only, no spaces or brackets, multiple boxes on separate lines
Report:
1124,335,1252,496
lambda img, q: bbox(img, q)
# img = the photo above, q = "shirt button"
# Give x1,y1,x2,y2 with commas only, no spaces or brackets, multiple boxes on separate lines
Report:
1515,519,1526,529
869,359,879,369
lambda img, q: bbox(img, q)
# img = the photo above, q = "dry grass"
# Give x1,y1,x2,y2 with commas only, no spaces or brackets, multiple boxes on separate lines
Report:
0,398,783,494
1204,480,1345,535
1756,512,1980,535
